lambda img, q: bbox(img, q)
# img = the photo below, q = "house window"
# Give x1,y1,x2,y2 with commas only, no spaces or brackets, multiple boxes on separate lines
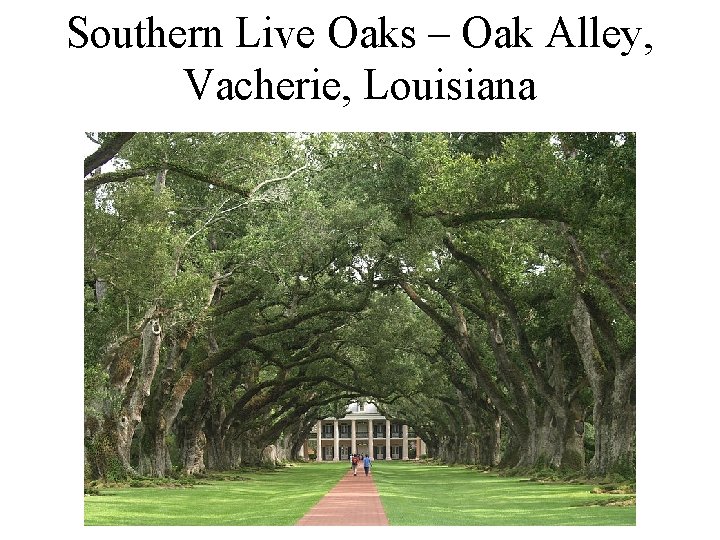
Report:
359,401,365,412
340,423,350,437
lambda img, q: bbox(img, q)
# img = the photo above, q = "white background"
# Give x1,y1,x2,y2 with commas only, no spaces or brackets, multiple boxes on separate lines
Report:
1,1,717,538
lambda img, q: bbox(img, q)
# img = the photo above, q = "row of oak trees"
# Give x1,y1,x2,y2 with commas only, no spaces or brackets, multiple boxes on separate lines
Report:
84,132,634,479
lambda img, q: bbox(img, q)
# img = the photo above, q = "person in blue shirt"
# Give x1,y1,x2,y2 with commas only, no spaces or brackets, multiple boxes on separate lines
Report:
363,454,372,476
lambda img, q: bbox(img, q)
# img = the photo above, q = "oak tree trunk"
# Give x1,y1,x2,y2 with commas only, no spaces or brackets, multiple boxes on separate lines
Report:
116,318,162,474
571,297,635,475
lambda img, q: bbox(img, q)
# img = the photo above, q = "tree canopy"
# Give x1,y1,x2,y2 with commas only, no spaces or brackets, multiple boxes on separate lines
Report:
84,131,635,480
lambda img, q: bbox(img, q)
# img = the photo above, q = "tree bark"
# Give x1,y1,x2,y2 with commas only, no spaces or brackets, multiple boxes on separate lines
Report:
139,330,193,477
570,296,635,475
154,169,167,195
84,132,136,177
178,371,215,475
205,403,233,470
139,282,220,476
116,318,162,474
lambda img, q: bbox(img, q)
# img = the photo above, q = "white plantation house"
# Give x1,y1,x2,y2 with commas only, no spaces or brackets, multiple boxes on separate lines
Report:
307,401,427,461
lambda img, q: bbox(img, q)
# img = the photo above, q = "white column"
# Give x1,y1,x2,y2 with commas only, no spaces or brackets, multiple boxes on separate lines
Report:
333,420,340,461
351,419,357,454
402,424,409,460
386,420,391,460
368,419,374,459
316,421,323,461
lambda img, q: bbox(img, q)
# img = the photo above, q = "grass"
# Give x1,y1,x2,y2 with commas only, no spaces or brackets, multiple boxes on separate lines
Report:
84,461,635,526
84,462,350,525
371,462,636,525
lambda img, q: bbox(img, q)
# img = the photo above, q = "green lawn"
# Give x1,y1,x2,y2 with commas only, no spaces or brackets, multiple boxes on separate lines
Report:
372,462,636,525
84,462,350,525
85,461,635,526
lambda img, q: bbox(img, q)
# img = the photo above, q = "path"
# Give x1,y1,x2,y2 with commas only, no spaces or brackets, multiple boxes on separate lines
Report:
296,466,389,526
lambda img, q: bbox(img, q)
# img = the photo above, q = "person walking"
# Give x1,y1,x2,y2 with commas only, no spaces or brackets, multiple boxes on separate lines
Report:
351,454,359,476
363,454,372,476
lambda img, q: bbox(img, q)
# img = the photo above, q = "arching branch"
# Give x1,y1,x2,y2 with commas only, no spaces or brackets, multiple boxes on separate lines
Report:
84,132,136,177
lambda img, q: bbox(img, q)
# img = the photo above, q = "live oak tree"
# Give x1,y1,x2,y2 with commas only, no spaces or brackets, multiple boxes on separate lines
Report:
85,132,310,477
84,131,635,480
407,132,635,474
313,132,632,473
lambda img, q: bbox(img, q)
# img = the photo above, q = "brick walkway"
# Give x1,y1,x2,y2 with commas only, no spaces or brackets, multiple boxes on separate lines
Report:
296,466,389,526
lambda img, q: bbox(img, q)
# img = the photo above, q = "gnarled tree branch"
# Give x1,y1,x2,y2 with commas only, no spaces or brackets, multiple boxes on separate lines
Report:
84,132,136,177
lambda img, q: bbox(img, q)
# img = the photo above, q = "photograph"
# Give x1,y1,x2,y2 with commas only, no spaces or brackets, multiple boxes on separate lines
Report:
83,132,636,526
